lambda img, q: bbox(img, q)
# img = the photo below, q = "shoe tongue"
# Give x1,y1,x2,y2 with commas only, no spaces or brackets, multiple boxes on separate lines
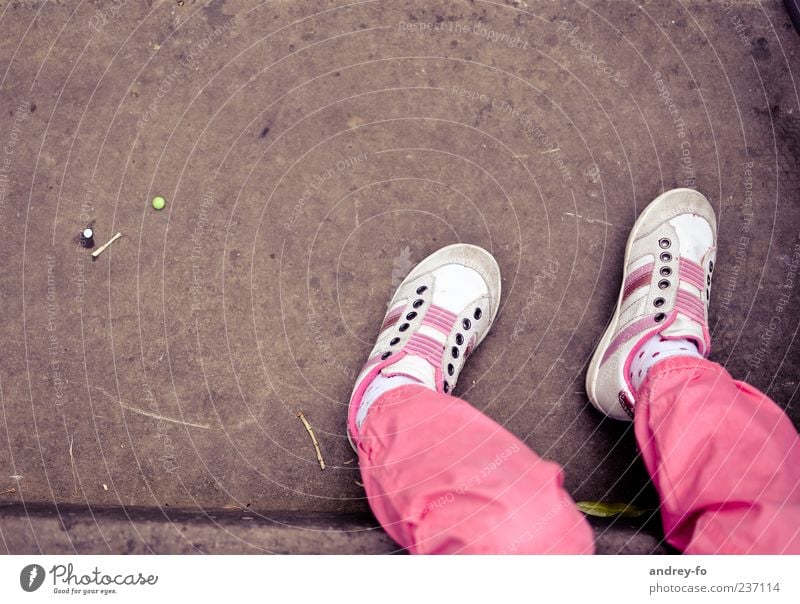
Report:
381,355,436,389
661,314,708,355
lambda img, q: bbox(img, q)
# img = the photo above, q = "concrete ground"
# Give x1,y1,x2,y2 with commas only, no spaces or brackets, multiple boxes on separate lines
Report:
0,0,798,554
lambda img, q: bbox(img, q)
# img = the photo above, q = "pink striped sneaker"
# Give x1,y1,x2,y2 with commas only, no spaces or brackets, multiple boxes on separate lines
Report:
347,244,501,445
586,188,717,420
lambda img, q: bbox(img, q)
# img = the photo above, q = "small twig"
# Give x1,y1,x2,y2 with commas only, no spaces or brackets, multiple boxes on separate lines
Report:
297,412,325,470
0,487,16,495
91,232,123,259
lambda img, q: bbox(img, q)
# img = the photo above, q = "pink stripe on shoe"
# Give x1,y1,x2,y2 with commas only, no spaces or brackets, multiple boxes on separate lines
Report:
379,306,405,333
622,263,654,299
465,333,477,358
421,305,458,334
427,305,457,320
676,289,705,324
405,332,446,366
422,315,452,332
623,272,652,302
679,257,706,291
602,315,663,364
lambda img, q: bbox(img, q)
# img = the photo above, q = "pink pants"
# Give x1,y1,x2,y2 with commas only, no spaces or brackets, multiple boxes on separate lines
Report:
355,357,800,554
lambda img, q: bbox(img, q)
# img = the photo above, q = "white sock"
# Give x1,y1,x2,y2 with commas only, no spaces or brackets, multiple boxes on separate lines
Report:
356,375,427,428
630,334,702,391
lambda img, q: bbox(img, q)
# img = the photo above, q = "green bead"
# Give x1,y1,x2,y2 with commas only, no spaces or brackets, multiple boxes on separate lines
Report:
152,196,166,210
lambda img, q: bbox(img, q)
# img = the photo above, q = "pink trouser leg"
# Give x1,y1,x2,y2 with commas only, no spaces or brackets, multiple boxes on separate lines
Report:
635,357,800,553
356,384,594,554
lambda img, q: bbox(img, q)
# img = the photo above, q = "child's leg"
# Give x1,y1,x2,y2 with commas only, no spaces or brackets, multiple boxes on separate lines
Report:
583,188,800,552
347,244,593,554
357,384,594,554
635,357,800,553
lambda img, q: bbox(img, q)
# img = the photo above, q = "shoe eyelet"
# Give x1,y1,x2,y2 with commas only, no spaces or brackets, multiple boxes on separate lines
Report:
389,337,400,346
654,312,666,322
412,299,424,309
451,346,459,358
398,323,409,332
462,318,471,330
416,285,428,294
447,363,454,376
660,266,672,277
658,279,670,289
660,252,672,262
659,238,671,249
708,260,714,273
706,288,711,299
707,275,711,286
455,333,464,345
443,382,449,393
473,308,482,320
381,351,391,360
406,311,417,320
653,297,665,308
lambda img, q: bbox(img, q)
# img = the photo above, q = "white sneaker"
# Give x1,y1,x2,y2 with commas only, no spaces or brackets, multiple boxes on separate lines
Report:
586,188,717,420
347,244,501,444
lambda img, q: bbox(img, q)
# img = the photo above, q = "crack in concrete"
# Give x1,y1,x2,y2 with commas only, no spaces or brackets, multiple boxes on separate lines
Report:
94,386,212,430
563,212,614,227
